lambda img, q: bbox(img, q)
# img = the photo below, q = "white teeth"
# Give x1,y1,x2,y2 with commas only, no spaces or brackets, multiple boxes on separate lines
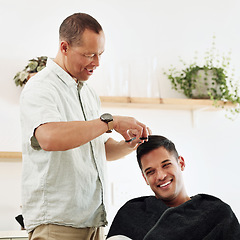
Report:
160,181,171,188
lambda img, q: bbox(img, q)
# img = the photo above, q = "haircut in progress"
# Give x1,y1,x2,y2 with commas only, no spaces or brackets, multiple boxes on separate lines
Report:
137,135,179,169
107,135,240,240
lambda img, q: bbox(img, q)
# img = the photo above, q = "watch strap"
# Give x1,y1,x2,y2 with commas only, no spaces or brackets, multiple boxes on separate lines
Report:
106,120,114,133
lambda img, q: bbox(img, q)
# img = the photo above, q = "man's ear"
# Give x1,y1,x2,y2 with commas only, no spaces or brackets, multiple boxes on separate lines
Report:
60,41,69,55
142,171,149,185
178,156,186,171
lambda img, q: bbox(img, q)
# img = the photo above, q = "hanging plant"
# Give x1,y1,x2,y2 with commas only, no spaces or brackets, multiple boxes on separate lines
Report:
13,56,47,87
164,36,240,119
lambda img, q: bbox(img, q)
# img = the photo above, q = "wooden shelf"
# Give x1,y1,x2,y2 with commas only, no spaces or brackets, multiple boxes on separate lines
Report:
0,97,235,161
100,96,235,111
0,152,22,162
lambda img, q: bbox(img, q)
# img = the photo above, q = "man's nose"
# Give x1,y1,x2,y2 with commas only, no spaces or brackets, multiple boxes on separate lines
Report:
156,169,167,181
92,55,100,67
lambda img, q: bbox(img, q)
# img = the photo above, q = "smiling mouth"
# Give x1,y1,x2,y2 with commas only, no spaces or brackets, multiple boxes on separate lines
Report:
85,68,94,73
158,180,172,188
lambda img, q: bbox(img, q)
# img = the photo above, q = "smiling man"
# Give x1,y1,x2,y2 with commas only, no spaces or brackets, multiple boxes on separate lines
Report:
107,135,240,240
20,13,150,240
140,140,190,208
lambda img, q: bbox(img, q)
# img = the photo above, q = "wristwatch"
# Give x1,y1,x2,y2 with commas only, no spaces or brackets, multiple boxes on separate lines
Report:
100,113,114,133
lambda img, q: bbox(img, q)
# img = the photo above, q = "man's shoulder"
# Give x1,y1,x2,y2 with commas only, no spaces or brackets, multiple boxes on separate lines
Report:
126,195,154,203
22,67,53,92
124,195,158,206
191,193,236,217
119,195,168,214
107,196,168,239
195,193,230,206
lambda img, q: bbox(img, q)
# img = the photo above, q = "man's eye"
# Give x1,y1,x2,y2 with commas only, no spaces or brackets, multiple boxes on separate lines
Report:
163,163,171,168
83,53,103,59
146,170,154,175
85,54,95,58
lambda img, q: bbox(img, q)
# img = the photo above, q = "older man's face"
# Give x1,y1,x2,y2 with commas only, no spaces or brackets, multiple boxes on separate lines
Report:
62,29,105,81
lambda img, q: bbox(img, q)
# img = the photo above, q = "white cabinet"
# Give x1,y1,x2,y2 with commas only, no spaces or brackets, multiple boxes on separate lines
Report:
0,231,28,240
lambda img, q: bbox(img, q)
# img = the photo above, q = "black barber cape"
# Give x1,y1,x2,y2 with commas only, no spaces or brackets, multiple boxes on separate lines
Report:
107,194,240,240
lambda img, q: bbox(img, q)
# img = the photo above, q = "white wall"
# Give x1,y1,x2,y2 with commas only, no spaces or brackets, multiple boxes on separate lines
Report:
0,0,240,231
104,107,240,231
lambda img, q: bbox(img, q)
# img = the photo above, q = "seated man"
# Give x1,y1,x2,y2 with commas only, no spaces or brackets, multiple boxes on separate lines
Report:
107,135,240,240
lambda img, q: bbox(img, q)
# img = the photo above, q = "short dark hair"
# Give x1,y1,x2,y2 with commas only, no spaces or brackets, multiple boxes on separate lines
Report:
136,135,179,170
59,13,103,46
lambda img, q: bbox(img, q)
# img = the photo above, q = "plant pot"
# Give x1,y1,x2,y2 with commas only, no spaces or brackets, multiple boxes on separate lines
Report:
191,69,221,99
27,72,37,80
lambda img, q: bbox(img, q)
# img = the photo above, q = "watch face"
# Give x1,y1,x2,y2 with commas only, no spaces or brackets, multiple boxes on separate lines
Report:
101,113,113,122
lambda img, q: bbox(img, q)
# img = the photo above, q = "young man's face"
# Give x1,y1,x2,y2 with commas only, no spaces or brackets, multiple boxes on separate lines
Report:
62,29,105,81
141,146,187,206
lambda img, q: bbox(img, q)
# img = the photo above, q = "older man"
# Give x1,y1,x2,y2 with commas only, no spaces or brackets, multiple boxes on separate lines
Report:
20,13,149,240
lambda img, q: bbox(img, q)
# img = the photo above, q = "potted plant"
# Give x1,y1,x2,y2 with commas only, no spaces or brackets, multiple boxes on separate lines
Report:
13,56,47,87
164,36,240,119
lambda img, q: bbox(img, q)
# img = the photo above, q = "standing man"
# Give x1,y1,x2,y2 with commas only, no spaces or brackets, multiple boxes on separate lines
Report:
20,13,149,240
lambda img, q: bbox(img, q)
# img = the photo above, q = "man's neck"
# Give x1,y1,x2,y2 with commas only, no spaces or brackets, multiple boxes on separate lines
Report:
54,53,78,83
163,195,191,208
54,53,65,71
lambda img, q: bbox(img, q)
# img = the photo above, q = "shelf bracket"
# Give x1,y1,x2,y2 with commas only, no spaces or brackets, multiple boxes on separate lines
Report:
191,107,210,127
